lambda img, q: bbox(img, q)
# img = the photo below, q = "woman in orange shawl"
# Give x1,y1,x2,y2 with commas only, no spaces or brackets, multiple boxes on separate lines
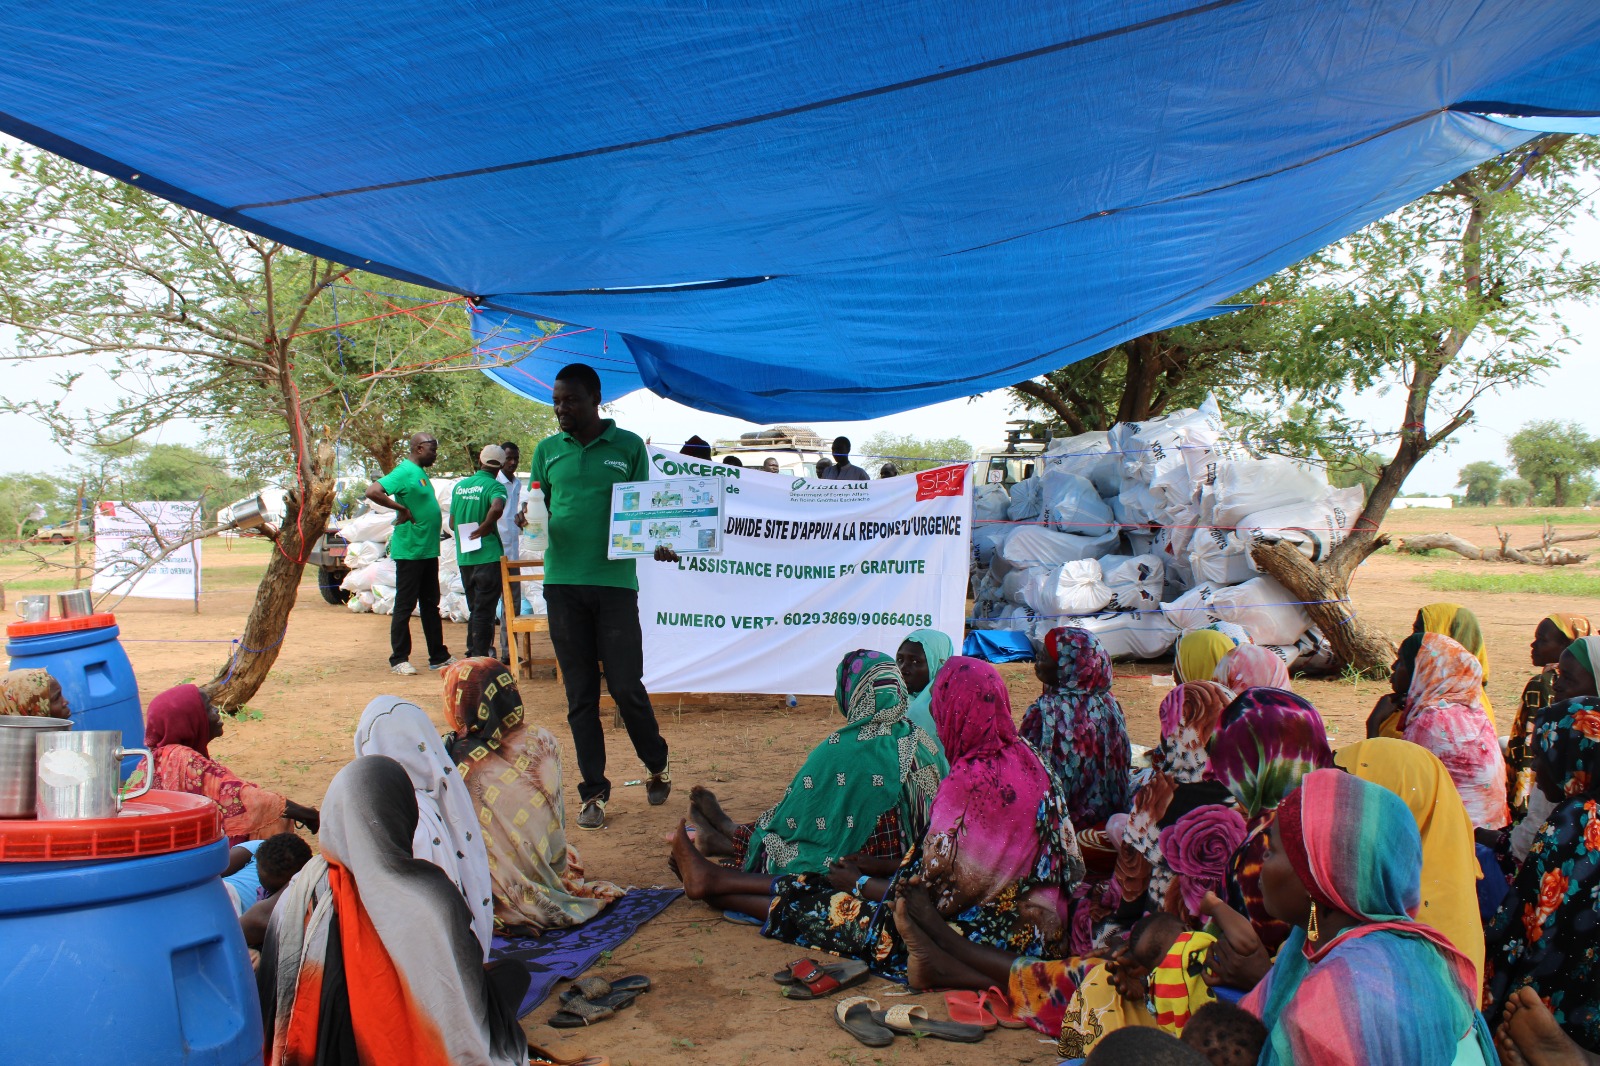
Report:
258,755,528,1066
145,684,317,842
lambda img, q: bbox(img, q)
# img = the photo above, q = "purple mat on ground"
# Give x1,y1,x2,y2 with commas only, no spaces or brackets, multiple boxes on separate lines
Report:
489,887,683,1018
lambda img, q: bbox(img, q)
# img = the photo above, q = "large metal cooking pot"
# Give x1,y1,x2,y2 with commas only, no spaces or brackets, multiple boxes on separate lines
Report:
0,717,70,818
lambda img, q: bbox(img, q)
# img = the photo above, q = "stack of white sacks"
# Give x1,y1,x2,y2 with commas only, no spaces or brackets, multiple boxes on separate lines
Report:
971,395,1355,671
338,477,548,621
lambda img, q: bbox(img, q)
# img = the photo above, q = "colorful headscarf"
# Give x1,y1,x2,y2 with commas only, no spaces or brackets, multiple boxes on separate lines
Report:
1485,696,1600,1045
259,756,527,1066
1416,603,1493,723
745,650,944,876
1214,645,1291,694
902,628,954,753
1549,613,1593,641
1400,633,1509,829
1155,680,1233,782
1245,770,1492,1066
146,683,287,845
1020,627,1132,827
0,669,64,717
1566,635,1600,688
441,656,524,765
1206,688,1332,819
1334,738,1486,988
926,656,1063,907
1177,630,1236,685
354,696,495,958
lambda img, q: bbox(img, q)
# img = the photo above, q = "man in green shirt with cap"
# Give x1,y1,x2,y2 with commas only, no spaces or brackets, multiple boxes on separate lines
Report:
365,431,454,676
450,444,508,659
530,363,671,830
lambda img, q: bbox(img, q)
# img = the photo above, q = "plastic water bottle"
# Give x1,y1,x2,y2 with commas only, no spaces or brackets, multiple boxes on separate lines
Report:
786,694,798,708
519,482,549,557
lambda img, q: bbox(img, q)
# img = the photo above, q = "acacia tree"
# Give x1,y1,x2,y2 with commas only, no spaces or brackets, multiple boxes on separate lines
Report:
0,146,551,707
1457,461,1505,507
1244,133,1600,672
1507,420,1600,506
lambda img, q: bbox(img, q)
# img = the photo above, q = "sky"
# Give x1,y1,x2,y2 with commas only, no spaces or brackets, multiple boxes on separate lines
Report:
2,164,1597,495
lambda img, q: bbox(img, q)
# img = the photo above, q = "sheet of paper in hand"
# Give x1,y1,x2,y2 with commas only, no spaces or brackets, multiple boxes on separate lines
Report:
608,477,724,558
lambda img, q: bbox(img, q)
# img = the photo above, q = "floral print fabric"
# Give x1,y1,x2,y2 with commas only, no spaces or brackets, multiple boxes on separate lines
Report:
1021,627,1132,827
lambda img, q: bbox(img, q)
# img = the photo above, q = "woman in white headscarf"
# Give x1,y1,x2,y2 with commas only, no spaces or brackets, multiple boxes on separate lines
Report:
354,696,495,957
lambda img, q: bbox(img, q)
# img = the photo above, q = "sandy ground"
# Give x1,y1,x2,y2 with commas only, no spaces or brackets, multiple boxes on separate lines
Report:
5,507,1598,1065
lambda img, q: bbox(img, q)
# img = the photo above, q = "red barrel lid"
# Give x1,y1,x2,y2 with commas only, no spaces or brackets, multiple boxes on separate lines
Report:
7,612,118,640
0,790,224,862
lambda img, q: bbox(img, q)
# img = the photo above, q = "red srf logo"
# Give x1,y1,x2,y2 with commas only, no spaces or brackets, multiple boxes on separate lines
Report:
914,465,966,501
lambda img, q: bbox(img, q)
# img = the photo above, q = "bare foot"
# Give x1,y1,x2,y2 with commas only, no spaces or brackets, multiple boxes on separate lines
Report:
688,816,737,858
668,821,722,901
896,896,944,992
899,878,949,937
1502,987,1597,1066
689,785,739,837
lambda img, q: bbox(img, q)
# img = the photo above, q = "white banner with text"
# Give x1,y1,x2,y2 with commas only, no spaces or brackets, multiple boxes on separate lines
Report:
639,452,971,694
91,501,203,601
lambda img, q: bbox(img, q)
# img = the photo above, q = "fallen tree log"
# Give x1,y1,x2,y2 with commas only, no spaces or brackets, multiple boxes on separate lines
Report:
1395,530,1591,565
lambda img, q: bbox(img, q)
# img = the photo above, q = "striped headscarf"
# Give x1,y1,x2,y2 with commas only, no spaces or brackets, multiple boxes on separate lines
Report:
1206,688,1333,819
1244,770,1492,1065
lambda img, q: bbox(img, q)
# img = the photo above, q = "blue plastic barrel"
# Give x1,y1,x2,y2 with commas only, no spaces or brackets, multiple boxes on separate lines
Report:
7,616,144,772
0,836,262,1065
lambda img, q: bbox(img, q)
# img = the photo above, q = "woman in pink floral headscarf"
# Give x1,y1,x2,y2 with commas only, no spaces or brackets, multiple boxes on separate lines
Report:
1394,632,1509,829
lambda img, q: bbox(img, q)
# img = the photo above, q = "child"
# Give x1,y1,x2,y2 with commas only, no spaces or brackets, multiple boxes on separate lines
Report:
1180,1001,1268,1066
239,833,313,949
1059,913,1218,1058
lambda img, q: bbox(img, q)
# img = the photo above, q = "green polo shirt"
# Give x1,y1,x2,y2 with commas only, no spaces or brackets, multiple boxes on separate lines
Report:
450,470,507,566
529,419,649,588
377,458,442,560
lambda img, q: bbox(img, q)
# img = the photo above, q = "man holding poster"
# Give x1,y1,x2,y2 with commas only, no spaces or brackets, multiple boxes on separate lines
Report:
529,363,672,831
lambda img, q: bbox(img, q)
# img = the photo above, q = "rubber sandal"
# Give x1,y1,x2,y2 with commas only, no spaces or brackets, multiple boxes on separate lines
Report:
779,957,870,999
980,986,1025,1029
873,1003,986,1043
944,989,997,1031
548,998,615,1028
834,996,894,1048
527,1043,609,1066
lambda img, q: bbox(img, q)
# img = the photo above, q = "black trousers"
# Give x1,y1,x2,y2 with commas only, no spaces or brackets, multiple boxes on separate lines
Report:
544,583,669,803
390,557,449,666
460,561,502,659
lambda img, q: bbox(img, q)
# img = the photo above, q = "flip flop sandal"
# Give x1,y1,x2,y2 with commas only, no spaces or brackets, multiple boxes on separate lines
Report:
873,1003,986,1043
979,986,1025,1029
548,997,615,1028
551,975,653,1026
778,958,870,999
943,989,998,1031
834,996,894,1048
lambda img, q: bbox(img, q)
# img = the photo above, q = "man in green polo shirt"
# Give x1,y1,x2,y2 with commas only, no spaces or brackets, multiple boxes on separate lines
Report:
450,444,508,658
365,431,453,676
530,363,670,830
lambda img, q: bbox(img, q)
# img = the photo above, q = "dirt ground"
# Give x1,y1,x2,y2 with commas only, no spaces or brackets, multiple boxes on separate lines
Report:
6,507,1599,1066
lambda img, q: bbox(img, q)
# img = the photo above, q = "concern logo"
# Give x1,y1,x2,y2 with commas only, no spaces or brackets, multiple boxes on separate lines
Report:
651,453,739,479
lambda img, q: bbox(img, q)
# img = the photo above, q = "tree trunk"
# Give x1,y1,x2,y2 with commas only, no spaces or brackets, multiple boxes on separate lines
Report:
203,465,336,710
1250,537,1397,676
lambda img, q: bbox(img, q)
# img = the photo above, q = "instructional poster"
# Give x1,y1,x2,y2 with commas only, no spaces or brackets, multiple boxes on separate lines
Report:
636,451,971,695
91,501,203,600
608,476,724,558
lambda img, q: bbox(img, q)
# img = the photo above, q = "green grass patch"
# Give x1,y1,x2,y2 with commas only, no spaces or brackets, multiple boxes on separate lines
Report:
1417,571,1600,597
1495,513,1600,526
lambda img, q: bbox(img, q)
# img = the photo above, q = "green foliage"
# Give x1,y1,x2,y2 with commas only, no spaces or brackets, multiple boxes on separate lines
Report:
859,432,972,474
1326,449,1387,493
1456,461,1505,506
1418,570,1600,598
1499,476,1537,506
1499,511,1600,525
1507,420,1600,507
0,473,65,540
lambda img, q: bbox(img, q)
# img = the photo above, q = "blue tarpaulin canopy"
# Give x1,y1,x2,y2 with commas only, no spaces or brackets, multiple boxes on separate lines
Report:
0,3,1595,419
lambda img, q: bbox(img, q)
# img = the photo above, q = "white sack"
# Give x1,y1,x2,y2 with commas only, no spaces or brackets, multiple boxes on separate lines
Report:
1001,567,1040,605
1032,559,1112,620
1209,457,1329,529
1078,610,1180,660
1042,431,1122,496
341,558,395,593
1041,470,1116,536
338,509,394,544
439,591,470,623
1160,575,1311,646
1007,477,1043,521
974,482,1012,522
1240,486,1366,564
343,540,386,568
972,525,1007,569
1188,527,1257,586
999,525,1120,570
371,583,397,616
1101,554,1165,612
1111,395,1226,484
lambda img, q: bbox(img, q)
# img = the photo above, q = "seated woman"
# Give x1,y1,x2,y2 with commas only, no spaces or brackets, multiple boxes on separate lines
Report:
258,756,530,1066
1022,626,1132,828
1554,635,1600,702
0,668,69,717
1333,738,1486,988
441,657,623,935
1116,681,1235,917
1510,614,1591,824
1415,602,1495,724
668,656,1084,983
145,684,318,844
688,650,945,872
1176,630,1237,685
1212,645,1290,694
1484,695,1600,1052
1203,688,1333,966
1377,633,1508,829
354,696,495,958
1242,770,1494,1064
896,628,954,755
